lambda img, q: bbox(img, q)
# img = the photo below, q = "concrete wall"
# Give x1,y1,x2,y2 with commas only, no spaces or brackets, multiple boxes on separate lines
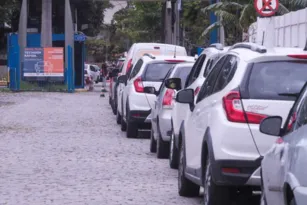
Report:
249,8,307,48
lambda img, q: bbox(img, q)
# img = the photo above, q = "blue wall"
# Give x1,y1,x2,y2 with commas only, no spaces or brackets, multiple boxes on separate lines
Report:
209,0,218,44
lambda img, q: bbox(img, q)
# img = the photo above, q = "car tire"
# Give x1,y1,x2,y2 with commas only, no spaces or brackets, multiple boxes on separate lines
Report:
120,111,127,131
290,199,297,205
169,130,179,169
126,103,138,138
150,128,157,153
156,130,169,159
116,110,121,125
203,154,231,205
112,101,117,115
109,97,112,105
178,140,200,197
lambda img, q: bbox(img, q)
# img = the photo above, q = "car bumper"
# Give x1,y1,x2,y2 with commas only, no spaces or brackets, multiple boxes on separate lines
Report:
159,109,172,141
294,186,307,204
211,157,263,186
129,110,151,124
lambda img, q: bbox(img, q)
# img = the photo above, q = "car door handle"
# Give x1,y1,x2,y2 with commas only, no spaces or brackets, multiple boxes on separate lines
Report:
195,109,201,116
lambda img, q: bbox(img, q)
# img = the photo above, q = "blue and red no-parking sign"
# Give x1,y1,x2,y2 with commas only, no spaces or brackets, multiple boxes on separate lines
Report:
254,0,279,17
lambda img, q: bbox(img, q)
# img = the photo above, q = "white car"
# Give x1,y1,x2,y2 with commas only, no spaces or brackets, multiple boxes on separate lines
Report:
116,43,187,126
259,82,307,205
117,54,195,139
174,43,307,204
148,63,194,159
85,64,100,83
169,44,230,169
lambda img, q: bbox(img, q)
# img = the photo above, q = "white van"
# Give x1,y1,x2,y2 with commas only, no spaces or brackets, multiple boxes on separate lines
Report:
116,43,187,125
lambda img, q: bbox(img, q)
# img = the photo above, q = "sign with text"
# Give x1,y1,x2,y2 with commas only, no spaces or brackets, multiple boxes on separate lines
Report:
23,47,64,78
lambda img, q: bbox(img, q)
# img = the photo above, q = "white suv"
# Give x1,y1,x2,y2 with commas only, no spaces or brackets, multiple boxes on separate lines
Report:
117,54,195,138
168,44,230,169
174,43,307,204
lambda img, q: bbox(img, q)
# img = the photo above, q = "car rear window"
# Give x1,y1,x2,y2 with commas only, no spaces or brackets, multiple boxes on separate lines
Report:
143,63,175,82
173,66,193,88
248,61,307,101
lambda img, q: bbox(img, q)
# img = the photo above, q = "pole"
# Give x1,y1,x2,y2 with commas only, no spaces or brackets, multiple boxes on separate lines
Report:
41,0,53,47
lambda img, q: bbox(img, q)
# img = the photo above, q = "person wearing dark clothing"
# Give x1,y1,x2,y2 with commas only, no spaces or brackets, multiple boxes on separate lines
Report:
101,63,108,91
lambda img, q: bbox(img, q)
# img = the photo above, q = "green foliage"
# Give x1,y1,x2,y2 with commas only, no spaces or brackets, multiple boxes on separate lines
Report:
0,0,19,25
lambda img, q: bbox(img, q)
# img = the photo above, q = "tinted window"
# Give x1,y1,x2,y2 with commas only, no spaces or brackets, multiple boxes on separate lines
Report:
295,98,307,129
248,61,307,101
185,54,206,87
129,59,143,80
142,63,175,82
212,55,238,93
203,55,220,78
173,66,193,88
90,65,96,72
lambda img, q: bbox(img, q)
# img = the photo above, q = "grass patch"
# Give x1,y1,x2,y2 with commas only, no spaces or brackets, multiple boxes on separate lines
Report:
20,81,68,92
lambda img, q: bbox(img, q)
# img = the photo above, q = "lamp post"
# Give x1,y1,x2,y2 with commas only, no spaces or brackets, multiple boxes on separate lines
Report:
41,0,53,47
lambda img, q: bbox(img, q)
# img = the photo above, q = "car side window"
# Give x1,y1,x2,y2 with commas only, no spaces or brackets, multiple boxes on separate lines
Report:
196,56,227,103
185,54,206,88
129,59,143,80
293,97,307,130
212,55,238,94
90,65,96,72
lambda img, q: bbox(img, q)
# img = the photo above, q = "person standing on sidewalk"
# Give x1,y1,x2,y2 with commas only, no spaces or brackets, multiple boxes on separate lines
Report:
101,63,108,92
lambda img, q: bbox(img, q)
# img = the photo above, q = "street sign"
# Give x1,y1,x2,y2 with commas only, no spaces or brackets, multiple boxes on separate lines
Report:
254,0,279,17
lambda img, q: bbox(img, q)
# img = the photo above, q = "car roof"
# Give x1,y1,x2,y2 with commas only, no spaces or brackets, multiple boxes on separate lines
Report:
228,43,307,63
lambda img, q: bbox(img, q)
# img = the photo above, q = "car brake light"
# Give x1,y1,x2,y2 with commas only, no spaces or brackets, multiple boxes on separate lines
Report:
162,89,175,108
165,59,186,63
126,59,132,73
194,86,200,96
133,77,144,93
287,54,307,59
276,137,284,144
222,91,267,124
287,112,296,130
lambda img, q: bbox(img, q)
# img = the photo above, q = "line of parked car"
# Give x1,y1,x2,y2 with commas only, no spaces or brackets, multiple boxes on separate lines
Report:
108,42,307,205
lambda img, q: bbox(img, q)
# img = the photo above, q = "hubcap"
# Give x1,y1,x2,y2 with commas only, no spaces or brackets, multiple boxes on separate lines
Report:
204,159,211,205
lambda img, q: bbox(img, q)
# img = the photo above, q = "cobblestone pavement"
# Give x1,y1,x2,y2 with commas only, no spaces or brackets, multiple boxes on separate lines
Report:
0,88,202,205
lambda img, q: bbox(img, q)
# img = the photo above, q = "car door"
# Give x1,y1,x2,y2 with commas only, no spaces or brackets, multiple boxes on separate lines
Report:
185,55,228,171
263,85,307,205
90,65,97,80
123,59,144,119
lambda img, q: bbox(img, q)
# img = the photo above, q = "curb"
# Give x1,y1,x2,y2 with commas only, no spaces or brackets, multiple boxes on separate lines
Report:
75,89,88,93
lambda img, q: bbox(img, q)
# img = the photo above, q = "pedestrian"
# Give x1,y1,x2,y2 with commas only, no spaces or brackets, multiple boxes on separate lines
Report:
101,63,108,92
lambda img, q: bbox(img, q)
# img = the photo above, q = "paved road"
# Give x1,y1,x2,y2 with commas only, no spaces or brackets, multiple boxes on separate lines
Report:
0,88,202,205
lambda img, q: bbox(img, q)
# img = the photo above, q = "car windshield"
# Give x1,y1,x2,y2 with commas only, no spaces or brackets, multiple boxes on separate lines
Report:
173,66,193,88
143,62,176,82
248,61,307,101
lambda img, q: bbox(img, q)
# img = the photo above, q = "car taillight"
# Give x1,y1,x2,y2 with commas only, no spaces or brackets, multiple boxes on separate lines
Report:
133,77,144,93
222,91,267,124
126,59,132,73
194,86,200,96
162,89,175,108
287,112,297,130
287,54,307,59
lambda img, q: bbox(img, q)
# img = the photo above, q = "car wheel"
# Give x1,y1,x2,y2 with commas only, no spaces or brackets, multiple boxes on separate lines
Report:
169,130,179,169
290,198,297,205
203,154,231,205
120,111,127,131
150,128,157,153
156,119,170,159
112,100,117,115
116,110,121,125
178,140,199,197
109,97,112,105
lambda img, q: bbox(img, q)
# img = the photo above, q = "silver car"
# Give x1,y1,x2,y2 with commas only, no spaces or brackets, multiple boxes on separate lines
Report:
148,63,194,159
259,82,307,205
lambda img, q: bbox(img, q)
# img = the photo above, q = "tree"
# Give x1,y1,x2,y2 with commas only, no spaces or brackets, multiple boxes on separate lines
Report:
0,0,19,26
201,0,306,45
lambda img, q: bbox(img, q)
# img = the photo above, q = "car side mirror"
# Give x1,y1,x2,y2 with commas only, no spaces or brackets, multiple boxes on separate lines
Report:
117,75,127,85
144,86,158,95
165,78,182,91
176,88,194,104
259,116,283,136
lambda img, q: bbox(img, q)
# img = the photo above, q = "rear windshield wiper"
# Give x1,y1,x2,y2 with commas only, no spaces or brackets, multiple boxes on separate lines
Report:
278,93,300,97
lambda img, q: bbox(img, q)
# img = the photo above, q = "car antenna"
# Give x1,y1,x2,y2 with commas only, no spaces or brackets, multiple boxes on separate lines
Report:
174,45,177,58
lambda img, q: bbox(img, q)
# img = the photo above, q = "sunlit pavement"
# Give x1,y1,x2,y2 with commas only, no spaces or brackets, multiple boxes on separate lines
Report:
0,87,203,205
